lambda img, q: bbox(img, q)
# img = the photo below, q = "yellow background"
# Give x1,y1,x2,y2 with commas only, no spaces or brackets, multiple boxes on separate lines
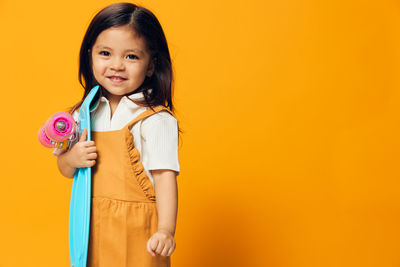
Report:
0,0,400,266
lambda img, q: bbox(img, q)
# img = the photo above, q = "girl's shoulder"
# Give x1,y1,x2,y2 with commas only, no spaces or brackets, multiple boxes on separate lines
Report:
140,108,178,131
142,108,177,123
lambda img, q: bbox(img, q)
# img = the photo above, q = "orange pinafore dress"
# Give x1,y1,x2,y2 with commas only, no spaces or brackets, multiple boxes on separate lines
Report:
86,105,172,267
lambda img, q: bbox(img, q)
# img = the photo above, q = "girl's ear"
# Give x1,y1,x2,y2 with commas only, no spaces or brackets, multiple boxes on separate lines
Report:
146,57,156,77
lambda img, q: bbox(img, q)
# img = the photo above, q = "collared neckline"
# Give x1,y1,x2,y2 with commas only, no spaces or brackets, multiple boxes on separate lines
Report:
90,89,152,112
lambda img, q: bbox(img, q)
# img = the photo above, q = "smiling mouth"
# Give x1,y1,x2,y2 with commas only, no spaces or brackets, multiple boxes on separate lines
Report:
109,76,127,83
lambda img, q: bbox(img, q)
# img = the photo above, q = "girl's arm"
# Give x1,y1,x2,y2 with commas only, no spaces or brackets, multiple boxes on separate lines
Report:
143,113,179,256
151,169,178,236
57,149,76,178
55,128,97,178
147,169,178,256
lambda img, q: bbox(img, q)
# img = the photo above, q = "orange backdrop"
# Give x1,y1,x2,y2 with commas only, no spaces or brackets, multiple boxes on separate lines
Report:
1,0,400,266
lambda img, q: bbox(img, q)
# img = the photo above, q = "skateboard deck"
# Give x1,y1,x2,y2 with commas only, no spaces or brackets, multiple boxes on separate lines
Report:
68,85,100,267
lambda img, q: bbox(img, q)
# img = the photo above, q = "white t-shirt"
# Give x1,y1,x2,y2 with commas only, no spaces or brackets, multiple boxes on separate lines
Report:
53,90,180,186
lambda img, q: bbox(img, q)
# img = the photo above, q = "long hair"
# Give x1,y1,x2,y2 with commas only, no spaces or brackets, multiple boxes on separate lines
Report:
68,2,182,142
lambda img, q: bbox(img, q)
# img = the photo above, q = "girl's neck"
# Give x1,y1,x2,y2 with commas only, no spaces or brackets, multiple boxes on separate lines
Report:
108,95,122,105
104,91,122,106
104,93,122,120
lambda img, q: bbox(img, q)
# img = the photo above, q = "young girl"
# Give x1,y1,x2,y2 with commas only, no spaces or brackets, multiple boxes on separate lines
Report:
53,2,180,266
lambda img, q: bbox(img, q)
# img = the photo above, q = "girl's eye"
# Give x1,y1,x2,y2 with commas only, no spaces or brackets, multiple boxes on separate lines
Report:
127,54,139,60
100,51,110,56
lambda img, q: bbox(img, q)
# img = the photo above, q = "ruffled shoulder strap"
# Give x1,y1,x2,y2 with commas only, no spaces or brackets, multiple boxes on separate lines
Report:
125,105,174,131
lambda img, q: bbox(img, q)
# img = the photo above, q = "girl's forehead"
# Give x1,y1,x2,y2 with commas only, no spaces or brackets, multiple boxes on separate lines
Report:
94,26,148,52
95,26,146,46
98,25,141,40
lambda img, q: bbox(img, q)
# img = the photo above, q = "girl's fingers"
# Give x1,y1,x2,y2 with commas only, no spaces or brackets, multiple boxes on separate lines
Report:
155,241,165,255
87,146,97,153
160,245,170,256
146,239,152,255
84,141,96,147
151,238,160,252
87,152,97,160
79,128,87,142
167,245,175,257
147,238,156,256
86,160,96,167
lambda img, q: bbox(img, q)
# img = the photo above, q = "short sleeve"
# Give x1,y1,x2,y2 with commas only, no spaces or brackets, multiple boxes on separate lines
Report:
52,110,79,157
140,111,180,175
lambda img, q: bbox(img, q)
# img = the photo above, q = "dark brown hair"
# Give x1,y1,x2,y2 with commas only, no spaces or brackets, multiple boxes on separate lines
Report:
69,2,176,114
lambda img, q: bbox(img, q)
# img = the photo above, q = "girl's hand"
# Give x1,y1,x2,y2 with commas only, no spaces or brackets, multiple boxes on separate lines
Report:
146,229,176,257
66,128,97,168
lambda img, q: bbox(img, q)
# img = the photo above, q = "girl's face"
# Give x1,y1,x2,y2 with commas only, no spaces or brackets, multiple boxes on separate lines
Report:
90,25,155,102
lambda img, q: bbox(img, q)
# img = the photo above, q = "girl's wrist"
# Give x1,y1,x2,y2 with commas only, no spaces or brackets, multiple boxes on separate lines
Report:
61,149,77,170
57,149,76,178
158,228,175,236
61,149,73,167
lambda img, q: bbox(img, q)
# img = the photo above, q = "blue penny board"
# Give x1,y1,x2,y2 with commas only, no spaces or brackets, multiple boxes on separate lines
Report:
68,85,100,267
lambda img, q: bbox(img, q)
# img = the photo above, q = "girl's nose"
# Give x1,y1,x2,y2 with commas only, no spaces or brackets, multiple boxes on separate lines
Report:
110,57,125,70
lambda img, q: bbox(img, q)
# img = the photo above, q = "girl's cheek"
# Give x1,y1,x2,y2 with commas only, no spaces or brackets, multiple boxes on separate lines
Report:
93,61,108,73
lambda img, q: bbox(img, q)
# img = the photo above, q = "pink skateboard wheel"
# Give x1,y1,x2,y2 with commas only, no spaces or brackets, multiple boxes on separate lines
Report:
38,125,54,148
44,112,76,142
